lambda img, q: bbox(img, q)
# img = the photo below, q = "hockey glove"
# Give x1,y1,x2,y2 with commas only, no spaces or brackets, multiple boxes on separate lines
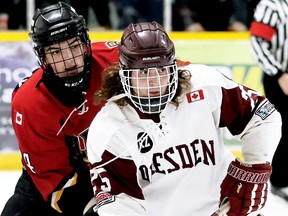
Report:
220,159,272,216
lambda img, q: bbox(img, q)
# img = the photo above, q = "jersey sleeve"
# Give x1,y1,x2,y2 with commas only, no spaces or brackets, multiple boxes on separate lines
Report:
87,103,146,215
12,87,73,202
187,64,281,164
89,151,146,216
213,68,282,163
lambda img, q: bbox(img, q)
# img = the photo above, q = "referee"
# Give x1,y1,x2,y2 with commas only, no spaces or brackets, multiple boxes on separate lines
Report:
250,0,288,202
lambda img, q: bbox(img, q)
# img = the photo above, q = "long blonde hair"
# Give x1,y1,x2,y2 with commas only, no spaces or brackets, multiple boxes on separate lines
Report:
93,61,192,109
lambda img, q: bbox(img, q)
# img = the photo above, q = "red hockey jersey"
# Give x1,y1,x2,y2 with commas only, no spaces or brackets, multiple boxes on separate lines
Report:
11,41,119,201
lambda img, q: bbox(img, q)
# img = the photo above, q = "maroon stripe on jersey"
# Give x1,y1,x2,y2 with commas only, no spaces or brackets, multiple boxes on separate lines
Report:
91,150,144,200
219,86,265,135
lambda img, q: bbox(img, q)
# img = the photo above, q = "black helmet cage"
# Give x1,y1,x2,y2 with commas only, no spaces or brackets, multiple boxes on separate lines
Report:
29,1,91,68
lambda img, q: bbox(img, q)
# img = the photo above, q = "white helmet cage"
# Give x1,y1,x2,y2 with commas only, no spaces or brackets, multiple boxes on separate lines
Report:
119,21,178,114
120,64,178,114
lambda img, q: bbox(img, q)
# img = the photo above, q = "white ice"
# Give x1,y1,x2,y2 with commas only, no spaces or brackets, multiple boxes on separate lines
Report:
1,171,288,215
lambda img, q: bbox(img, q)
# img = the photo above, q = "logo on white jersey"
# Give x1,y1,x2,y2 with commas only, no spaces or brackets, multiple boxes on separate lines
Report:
255,100,275,120
94,191,115,211
137,132,153,153
186,89,204,103
15,112,23,125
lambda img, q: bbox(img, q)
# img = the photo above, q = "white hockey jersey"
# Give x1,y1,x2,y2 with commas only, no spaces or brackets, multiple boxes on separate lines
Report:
87,64,281,216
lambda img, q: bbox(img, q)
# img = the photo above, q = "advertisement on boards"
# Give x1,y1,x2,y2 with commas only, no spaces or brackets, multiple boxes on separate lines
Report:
0,35,262,169
0,42,38,151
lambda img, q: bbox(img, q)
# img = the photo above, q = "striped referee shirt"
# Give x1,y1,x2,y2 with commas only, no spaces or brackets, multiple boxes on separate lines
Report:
250,0,288,78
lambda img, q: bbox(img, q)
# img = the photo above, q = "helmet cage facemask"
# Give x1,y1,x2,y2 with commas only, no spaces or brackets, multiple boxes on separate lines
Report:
40,34,91,91
35,30,91,67
29,1,91,91
120,62,178,114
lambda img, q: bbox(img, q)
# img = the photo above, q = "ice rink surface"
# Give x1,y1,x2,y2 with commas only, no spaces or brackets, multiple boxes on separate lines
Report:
1,171,288,215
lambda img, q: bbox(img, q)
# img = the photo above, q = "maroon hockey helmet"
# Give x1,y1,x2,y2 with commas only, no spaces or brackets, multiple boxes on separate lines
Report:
118,21,175,69
118,22,178,114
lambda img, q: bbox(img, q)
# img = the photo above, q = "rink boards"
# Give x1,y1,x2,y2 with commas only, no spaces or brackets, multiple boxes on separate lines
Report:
0,31,258,170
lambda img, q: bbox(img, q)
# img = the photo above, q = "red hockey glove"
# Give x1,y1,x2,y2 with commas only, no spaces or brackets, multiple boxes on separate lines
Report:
220,159,272,216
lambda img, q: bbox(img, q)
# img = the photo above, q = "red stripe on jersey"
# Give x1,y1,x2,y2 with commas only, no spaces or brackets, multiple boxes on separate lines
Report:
250,22,276,41
186,90,204,103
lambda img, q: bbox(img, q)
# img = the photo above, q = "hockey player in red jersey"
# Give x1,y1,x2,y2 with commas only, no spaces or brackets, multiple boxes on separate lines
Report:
0,2,118,216
86,21,282,216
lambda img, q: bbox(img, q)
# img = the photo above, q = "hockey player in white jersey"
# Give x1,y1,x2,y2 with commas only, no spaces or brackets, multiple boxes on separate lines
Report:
86,21,282,216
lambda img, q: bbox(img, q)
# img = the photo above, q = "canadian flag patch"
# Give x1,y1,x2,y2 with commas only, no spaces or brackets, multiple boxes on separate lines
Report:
186,90,204,103
15,112,23,125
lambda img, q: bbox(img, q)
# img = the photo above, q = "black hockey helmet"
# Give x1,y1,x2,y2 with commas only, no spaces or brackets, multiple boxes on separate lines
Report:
29,1,91,92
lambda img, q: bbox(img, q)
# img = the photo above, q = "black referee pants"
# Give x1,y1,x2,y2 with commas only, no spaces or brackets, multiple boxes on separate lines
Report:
263,73,288,187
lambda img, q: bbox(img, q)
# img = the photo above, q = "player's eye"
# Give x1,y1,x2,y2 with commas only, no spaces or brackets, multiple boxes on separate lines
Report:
70,43,80,49
158,67,167,73
46,47,61,55
139,68,148,75
51,50,60,55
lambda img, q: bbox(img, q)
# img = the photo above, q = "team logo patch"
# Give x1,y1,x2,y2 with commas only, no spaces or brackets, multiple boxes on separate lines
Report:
94,192,115,211
137,132,153,153
255,101,275,120
15,112,23,125
186,90,204,103
105,41,118,48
